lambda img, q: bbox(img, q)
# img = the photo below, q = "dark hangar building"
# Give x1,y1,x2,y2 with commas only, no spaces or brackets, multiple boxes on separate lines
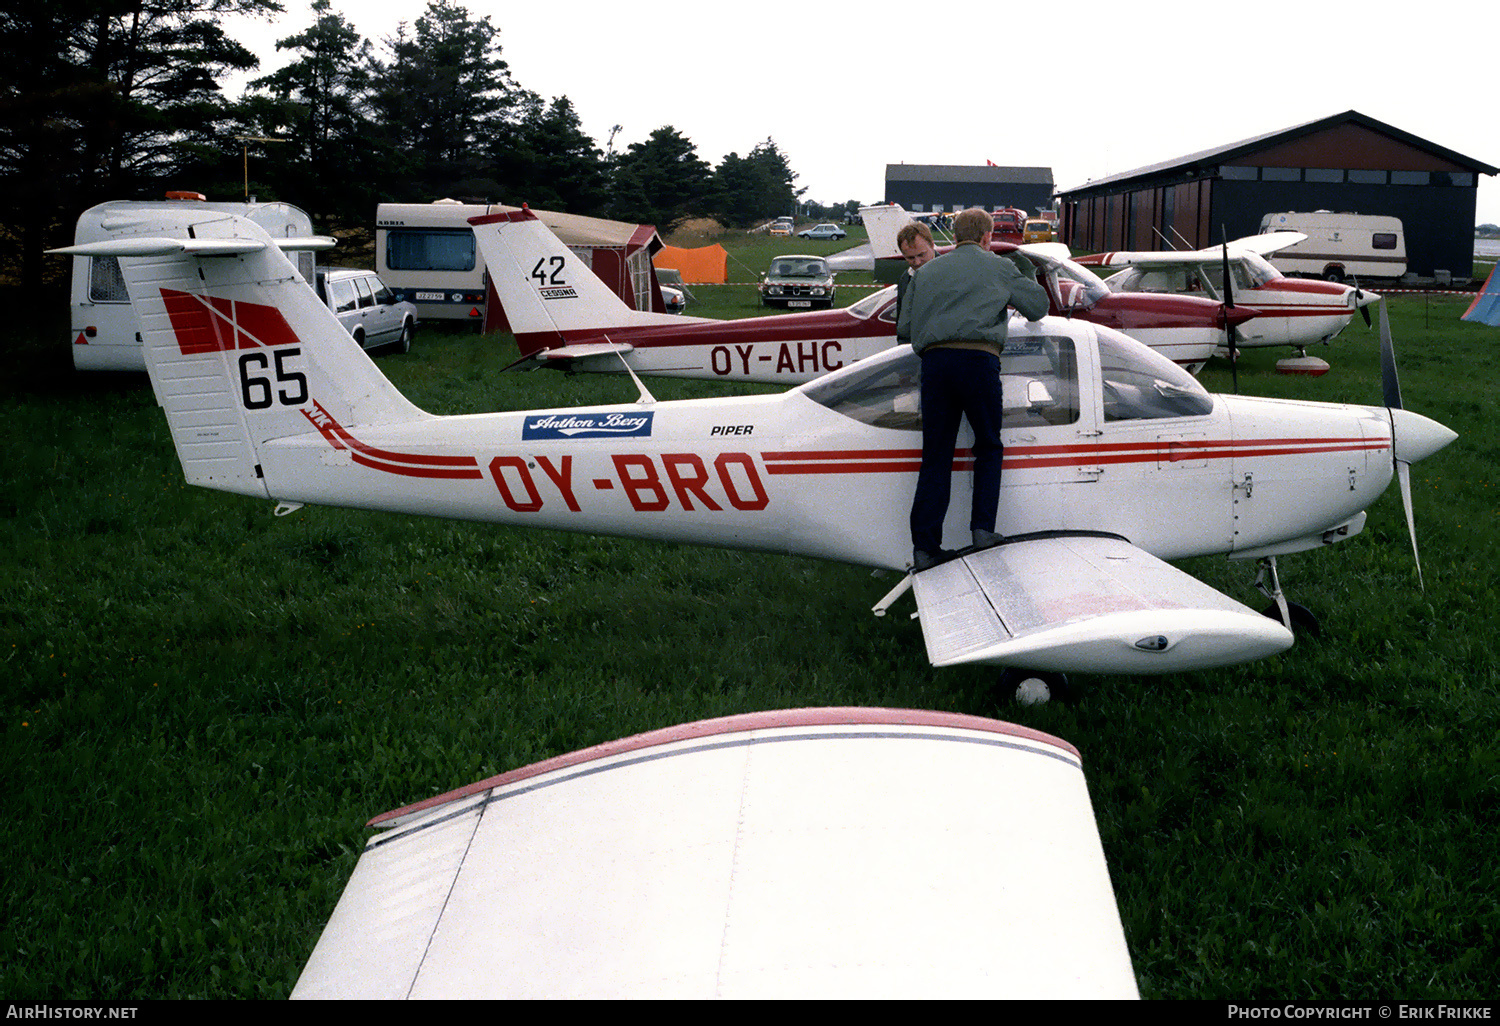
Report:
1056,110,1496,281
885,164,1055,216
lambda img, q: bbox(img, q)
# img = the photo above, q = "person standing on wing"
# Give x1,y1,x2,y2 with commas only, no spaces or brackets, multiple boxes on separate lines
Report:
897,207,1050,572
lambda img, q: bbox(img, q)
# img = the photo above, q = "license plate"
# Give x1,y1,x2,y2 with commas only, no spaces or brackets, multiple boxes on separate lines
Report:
788,300,811,308
415,291,445,301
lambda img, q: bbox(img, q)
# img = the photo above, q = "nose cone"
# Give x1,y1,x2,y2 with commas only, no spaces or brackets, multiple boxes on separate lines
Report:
1225,304,1261,328
1390,408,1458,463
1354,288,1381,309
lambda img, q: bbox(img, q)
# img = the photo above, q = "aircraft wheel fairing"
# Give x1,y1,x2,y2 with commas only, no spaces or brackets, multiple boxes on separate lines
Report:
1262,600,1321,638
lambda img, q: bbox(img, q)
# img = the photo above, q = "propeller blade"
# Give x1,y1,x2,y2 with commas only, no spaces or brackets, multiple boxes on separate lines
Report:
1379,299,1425,590
1396,460,1424,591
1352,274,1372,327
1222,234,1238,392
1378,299,1402,410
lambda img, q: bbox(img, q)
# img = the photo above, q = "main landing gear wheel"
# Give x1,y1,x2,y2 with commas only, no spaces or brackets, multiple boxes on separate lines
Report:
999,668,1073,706
1255,555,1322,638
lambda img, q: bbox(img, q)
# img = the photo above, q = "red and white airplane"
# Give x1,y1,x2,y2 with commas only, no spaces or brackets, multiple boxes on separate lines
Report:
860,203,1261,373
1075,232,1382,369
487,208,1250,380
50,210,1455,700
291,708,1139,999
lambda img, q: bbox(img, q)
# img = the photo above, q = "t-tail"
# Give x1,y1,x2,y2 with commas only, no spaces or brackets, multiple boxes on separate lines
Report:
470,208,686,358
49,211,426,499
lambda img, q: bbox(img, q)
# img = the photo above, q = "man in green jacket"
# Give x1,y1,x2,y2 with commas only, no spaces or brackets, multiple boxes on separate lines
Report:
896,207,1050,571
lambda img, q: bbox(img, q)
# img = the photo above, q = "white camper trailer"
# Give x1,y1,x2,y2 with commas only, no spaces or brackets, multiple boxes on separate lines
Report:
68,194,322,371
1258,211,1406,283
375,200,665,329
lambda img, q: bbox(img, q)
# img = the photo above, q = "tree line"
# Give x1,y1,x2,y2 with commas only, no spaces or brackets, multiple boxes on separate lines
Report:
1,0,859,291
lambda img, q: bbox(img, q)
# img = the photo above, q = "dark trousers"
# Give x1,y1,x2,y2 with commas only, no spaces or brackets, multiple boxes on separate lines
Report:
910,347,1003,555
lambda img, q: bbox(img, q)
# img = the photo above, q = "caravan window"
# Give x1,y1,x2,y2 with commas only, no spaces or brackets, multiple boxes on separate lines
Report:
385,229,477,272
89,257,129,303
1373,233,1398,251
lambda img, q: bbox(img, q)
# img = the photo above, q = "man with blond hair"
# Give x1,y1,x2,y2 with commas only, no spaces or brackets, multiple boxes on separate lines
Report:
897,207,1049,571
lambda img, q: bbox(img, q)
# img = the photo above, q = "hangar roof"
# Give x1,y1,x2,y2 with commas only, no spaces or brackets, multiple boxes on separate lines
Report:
1057,110,1497,196
887,164,1054,185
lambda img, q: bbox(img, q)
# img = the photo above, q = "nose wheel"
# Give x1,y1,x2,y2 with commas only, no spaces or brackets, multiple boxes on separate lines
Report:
1255,556,1321,636
998,668,1074,706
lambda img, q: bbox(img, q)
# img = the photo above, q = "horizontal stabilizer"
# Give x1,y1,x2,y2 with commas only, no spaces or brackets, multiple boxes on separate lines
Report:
910,534,1293,673
533,341,636,362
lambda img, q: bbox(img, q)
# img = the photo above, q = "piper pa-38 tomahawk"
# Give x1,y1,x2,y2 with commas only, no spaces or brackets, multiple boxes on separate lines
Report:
1075,232,1382,373
860,203,1260,374
51,210,1456,699
487,207,1244,379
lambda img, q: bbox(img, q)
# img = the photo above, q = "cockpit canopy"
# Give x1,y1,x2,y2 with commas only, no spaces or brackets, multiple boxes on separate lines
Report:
802,323,1212,431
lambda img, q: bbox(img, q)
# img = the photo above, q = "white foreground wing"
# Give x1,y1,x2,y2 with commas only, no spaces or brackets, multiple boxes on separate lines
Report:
291,709,1138,999
911,534,1293,673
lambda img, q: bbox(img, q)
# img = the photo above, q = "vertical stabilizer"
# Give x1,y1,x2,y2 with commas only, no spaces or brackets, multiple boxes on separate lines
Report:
53,212,426,498
470,209,681,355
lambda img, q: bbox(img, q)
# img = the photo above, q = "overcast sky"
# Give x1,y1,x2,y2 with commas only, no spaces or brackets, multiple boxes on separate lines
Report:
223,0,1500,227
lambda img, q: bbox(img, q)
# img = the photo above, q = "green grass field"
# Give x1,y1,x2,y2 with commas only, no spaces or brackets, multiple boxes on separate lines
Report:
2,265,1496,998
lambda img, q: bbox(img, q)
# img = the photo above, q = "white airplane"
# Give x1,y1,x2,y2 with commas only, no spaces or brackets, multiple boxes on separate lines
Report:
290,708,1140,999
1076,232,1383,372
486,208,1231,380
49,209,1456,700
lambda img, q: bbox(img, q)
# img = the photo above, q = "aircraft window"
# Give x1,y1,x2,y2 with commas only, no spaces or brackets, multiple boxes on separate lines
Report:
846,285,897,321
803,336,1080,431
1239,252,1282,287
1097,333,1214,422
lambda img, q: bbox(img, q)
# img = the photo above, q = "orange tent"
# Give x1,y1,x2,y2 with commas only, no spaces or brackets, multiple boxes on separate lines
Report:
654,243,728,284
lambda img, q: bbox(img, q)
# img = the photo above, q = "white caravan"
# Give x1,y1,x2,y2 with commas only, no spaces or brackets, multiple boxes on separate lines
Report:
1258,211,1406,283
67,194,326,372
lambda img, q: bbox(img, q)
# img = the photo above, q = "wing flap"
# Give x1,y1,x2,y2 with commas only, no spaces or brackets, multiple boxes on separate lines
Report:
911,534,1293,673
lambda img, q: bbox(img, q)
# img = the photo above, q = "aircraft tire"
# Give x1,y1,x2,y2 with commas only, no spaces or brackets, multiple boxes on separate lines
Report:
999,668,1074,706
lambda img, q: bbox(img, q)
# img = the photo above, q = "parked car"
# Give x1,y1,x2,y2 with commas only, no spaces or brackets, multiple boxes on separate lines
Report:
1023,218,1055,244
798,223,847,241
768,222,792,237
314,268,417,352
759,254,836,308
661,284,687,314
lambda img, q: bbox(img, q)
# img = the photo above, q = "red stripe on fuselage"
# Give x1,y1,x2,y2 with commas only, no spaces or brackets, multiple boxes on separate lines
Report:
300,403,483,479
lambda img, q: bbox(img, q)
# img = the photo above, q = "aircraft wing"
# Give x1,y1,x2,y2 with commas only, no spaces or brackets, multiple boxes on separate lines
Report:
291,709,1139,999
910,534,1293,673
1076,232,1309,269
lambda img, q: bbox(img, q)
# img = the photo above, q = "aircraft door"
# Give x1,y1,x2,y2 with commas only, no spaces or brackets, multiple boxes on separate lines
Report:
994,326,1104,538
1088,329,1232,558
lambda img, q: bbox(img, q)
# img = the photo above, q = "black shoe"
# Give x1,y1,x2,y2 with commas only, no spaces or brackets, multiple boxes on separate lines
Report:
972,529,1006,550
912,548,959,572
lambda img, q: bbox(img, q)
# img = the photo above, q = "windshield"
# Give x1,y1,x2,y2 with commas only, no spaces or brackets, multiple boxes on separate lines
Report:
769,258,829,277
1028,252,1112,309
1097,332,1215,422
846,285,898,321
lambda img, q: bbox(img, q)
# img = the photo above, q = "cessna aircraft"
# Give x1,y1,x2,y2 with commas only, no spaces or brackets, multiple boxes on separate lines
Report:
489,208,1257,381
1075,232,1382,370
291,708,1139,999
50,210,1456,700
